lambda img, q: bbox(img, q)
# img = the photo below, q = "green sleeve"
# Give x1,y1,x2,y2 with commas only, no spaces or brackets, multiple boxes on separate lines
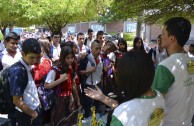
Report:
152,65,175,94
110,115,124,126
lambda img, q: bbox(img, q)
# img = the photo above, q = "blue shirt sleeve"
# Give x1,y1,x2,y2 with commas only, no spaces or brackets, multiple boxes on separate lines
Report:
9,65,28,96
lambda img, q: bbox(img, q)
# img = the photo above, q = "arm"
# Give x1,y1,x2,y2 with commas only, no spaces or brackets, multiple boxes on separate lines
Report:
13,96,38,120
79,67,96,75
72,79,81,107
84,85,118,108
44,72,68,89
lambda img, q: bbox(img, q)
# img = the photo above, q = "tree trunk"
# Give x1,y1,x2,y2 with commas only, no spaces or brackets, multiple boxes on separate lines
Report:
136,12,143,37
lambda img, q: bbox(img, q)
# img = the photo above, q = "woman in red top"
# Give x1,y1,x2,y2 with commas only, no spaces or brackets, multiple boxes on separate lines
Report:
33,38,52,87
44,46,80,126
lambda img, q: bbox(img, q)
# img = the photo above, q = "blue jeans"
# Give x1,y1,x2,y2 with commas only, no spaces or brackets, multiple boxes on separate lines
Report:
15,106,42,126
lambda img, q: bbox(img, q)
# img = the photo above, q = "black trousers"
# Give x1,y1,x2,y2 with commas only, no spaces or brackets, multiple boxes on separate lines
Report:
15,106,42,126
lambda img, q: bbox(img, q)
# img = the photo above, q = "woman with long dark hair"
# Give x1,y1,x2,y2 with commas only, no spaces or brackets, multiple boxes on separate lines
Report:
85,51,165,126
44,46,80,126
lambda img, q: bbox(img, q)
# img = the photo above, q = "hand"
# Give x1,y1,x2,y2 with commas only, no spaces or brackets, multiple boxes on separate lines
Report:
88,67,96,73
84,85,103,101
30,111,38,125
60,73,67,81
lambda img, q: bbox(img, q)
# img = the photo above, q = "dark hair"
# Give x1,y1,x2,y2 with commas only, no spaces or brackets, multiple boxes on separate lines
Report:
60,41,76,49
38,38,51,57
46,36,51,42
106,40,117,52
96,30,104,38
77,32,85,40
190,44,194,48
117,51,155,103
58,46,76,78
22,38,41,55
5,32,20,42
133,36,144,50
51,32,60,38
157,34,161,39
164,17,191,47
118,38,127,52
88,28,94,33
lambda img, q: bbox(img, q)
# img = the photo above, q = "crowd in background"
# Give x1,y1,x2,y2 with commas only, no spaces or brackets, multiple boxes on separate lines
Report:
1,17,194,126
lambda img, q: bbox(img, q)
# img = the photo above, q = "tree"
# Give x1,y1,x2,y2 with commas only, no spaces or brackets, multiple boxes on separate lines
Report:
0,0,36,36
110,0,194,24
27,0,102,34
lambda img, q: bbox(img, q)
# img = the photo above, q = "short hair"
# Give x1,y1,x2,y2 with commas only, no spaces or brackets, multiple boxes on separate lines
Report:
91,39,101,48
77,32,85,40
96,30,104,38
22,38,41,55
164,17,191,47
5,32,20,42
88,28,94,33
51,32,60,38
117,51,155,103
189,44,194,48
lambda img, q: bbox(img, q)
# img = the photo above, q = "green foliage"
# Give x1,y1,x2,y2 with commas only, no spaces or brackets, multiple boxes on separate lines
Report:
123,33,134,41
110,0,194,24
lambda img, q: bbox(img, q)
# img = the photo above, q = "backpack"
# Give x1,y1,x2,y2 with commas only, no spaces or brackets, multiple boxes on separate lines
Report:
38,66,61,111
148,48,156,60
0,61,28,114
78,55,100,85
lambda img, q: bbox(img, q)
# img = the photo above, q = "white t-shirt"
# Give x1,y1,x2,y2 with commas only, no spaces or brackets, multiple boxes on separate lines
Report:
85,54,103,85
111,90,165,126
2,49,22,69
152,53,194,125
52,44,61,60
16,59,40,111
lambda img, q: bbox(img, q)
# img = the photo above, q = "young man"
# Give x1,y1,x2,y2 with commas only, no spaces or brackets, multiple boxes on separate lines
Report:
96,30,105,47
78,40,103,118
76,32,89,61
0,32,21,71
152,17,194,125
50,32,61,64
9,38,42,126
150,34,168,67
84,28,94,49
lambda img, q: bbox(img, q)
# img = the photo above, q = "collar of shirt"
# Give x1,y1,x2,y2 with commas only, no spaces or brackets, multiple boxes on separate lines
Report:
52,44,60,49
20,58,32,72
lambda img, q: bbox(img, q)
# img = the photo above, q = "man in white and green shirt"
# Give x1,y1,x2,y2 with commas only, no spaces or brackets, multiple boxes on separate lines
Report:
152,17,194,125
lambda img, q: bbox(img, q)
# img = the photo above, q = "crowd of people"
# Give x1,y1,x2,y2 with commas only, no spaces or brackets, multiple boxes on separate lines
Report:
1,17,194,126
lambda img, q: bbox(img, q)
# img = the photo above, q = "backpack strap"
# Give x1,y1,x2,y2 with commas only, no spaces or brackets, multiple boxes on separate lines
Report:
0,52,3,71
49,45,54,58
84,38,87,45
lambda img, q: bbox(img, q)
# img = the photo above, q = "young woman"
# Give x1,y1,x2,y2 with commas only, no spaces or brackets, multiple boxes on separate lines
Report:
85,51,165,126
131,36,145,51
113,38,128,70
44,46,80,126
33,38,52,87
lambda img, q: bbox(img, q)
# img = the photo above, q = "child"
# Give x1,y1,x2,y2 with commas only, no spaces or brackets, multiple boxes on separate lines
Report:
9,38,42,126
44,46,80,126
